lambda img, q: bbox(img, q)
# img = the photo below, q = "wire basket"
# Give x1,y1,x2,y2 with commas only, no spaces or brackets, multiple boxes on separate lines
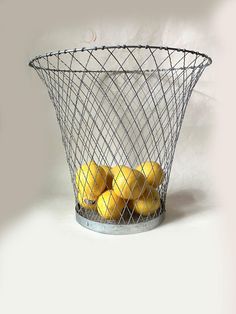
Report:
29,45,212,234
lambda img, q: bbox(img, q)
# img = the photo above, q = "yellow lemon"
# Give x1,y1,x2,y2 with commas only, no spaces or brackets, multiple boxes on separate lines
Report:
100,165,113,190
110,165,126,177
97,190,125,220
112,166,147,200
136,161,164,188
77,191,97,210
129,185,160,216
75,161,106,197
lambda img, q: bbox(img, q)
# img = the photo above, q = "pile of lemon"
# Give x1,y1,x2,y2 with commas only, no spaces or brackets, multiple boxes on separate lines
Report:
75,161,164,220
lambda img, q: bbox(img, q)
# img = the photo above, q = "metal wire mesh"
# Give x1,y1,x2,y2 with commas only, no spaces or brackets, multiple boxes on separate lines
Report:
29,45,212,230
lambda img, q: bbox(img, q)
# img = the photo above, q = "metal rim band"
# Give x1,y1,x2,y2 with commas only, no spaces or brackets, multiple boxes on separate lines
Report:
29,44,212,71
75,209,165,235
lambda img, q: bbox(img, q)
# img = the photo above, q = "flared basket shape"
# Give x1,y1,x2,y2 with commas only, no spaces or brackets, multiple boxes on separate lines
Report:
29,45,212,234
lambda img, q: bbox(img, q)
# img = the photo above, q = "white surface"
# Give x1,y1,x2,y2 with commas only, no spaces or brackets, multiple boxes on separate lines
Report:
0,198,224,314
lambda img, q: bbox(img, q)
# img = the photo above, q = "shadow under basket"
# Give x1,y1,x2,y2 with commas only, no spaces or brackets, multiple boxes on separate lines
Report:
29,45,212,235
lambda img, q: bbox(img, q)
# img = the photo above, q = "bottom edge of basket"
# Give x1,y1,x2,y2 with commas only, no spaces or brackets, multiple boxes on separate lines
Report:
75,209,165,235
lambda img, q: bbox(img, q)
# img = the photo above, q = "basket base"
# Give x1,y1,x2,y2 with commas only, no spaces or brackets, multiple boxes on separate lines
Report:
75,207,165,235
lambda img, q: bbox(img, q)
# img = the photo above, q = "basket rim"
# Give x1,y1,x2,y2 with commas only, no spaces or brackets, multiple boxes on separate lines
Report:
28,44,212,72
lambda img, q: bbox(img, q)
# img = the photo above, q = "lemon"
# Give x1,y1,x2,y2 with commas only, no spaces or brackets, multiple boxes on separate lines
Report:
100,165,113,189
78,191,97,210
97,190,125,220
112,166,147,200
136,161,164,188
75,161,106,197
129,185,160,216
111,165,126,177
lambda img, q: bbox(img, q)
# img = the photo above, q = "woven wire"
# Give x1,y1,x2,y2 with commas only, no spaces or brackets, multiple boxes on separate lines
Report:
29,45,212,225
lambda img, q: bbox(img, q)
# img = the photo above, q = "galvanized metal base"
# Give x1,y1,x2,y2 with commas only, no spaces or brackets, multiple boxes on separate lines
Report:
75,207,165,235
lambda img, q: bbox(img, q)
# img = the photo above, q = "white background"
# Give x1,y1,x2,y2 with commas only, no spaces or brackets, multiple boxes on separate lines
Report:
0,1,235,313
